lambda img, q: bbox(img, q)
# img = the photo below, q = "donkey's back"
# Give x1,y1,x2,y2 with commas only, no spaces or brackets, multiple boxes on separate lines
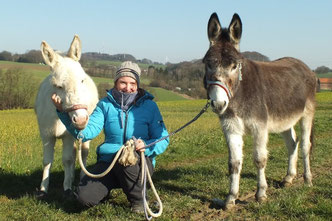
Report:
240,56,316,133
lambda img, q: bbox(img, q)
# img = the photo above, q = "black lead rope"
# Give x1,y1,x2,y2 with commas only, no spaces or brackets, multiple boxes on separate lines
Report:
142,100,211,149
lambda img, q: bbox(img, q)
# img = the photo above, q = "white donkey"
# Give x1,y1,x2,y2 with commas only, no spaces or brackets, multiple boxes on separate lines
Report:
35,35,99,197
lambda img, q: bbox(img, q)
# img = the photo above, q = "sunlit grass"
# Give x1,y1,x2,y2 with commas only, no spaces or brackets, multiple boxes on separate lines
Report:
0,92,331,220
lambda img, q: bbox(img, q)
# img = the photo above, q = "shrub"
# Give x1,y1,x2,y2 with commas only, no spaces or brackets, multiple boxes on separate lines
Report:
0,68,38,110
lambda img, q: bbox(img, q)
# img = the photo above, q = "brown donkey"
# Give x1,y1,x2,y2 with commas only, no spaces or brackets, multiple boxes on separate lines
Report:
203,13,316,209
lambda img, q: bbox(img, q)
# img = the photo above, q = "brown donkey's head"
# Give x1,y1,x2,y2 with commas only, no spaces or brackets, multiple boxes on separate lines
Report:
203,13,243,114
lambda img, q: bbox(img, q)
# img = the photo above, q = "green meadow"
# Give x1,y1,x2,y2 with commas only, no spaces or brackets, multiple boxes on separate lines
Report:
0,92,331,220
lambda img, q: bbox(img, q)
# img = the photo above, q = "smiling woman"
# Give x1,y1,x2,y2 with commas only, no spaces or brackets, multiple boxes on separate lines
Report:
52,60,169,213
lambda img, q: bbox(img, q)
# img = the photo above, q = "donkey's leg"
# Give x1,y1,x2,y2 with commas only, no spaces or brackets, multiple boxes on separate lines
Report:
62,135,76,192
300,116,314,186
253,129,269,202
281,127,299,186
80,140,90,179
224,132,244,209
40,136,56,194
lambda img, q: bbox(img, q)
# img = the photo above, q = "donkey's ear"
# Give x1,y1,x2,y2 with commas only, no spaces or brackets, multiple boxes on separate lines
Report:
228,13,242,50
67,34,82,61
41,41,58,68
208,13,222,45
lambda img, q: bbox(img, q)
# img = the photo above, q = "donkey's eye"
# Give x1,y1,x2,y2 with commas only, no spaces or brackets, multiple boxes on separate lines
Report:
55,85,63,89
81,79,85,83
232,64,237,70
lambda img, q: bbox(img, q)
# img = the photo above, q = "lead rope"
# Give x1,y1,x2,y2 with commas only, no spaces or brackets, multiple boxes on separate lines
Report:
131,137,163,220
77,138,125,178
76,100,211,220
142,152,162,220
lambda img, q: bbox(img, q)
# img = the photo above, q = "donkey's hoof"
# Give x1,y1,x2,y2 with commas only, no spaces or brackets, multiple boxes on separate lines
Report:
304,180,313,187
212,198,235,210
281,180,292,187
35,189,47,199
224,202,235,210
224,199,236,210
63,189,75,200
256,196,267,203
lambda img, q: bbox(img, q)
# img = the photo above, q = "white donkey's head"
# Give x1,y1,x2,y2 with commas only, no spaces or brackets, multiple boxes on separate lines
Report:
41,35,98,130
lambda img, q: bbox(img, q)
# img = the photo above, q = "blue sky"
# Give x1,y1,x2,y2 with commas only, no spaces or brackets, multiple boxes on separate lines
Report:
0,0,331,69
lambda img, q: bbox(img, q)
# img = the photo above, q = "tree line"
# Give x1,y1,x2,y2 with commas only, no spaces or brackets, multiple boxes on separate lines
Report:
0,50,330,109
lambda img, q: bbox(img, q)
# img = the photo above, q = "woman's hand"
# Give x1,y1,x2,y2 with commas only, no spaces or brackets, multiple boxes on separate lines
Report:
51,93,63,112
135,139,146,152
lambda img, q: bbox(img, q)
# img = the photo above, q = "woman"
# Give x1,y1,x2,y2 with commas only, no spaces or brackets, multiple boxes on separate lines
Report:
52,61,169,213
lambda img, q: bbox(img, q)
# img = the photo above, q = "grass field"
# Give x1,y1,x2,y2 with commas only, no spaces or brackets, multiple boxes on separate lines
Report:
147,87,187,101
0,60,113,83
0,92,331,220
317,72,332,78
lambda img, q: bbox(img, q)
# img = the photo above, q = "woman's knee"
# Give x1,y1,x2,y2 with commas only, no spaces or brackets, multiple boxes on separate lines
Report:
76,180,109,207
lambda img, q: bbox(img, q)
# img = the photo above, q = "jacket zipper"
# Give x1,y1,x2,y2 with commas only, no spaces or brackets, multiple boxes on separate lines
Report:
123,111,129,144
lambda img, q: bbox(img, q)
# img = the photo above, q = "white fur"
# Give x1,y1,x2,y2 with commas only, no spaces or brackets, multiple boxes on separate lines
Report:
220,104,314,208
35,35,98,193
209,85,229,114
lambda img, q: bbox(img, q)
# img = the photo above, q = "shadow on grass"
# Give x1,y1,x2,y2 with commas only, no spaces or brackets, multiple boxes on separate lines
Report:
0,167,85,213
0,164,279,213
152,166,229,204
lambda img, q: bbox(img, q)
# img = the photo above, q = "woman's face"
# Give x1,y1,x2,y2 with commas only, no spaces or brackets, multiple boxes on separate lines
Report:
115,76,138,93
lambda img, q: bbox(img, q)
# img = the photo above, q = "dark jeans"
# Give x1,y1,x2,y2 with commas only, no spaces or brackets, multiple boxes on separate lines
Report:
77,153,154,207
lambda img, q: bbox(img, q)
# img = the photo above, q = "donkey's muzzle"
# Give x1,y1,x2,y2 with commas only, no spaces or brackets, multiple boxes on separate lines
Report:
211,100,227,113
72,114,89,130
67,105,89,130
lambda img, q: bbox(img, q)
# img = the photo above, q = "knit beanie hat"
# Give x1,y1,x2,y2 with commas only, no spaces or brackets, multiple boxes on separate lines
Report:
114,61,141,87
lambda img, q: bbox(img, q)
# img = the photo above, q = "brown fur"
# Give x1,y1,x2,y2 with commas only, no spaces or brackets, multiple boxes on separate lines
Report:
203,12,316,207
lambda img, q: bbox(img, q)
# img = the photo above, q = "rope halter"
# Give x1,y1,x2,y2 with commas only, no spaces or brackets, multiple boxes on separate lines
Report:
206,62,243,100
64,104,88,112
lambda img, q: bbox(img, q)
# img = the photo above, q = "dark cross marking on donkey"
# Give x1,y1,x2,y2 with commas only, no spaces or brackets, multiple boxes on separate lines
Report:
203,13,316,209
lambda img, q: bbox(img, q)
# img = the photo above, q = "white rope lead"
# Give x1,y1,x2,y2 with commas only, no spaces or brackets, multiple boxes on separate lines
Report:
141,152,163,220
77,138,163,220
76,101,211,220
77,138,125,178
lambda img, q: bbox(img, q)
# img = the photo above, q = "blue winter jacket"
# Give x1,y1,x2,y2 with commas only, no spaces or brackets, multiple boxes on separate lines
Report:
57,89,169,167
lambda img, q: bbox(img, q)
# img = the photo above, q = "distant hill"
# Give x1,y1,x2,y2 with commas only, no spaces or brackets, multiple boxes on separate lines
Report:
81,52,136,62
81,52,162,65
241,51,270,62
163,50,270,80
156,51,271,98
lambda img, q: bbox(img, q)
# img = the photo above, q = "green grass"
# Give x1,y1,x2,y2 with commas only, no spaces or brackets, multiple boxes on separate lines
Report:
0,92,331,220
317,72,332,78
0,60,113,84
147,87,187,101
